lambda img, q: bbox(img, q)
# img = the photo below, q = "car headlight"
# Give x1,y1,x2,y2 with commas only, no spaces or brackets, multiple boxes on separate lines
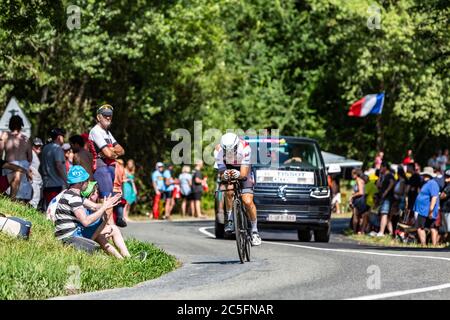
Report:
310,187,330,199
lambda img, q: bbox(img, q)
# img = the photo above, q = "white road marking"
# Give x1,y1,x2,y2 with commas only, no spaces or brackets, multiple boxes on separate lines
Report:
346,283,450,300
200,226,450,262
199,227,217,239
198,226,450,299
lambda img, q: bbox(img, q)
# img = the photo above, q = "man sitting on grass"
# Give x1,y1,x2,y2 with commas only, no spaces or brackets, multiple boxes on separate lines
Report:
54,166,122,253
80,180,131,259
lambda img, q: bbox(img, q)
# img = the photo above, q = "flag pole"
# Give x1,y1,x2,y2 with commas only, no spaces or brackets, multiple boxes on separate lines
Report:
376,114,383,152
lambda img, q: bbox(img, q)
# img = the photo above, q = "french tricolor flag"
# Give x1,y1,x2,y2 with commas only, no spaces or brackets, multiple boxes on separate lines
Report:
348,93,385,117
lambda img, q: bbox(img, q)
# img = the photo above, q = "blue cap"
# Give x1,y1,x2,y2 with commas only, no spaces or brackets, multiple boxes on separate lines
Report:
67,165,90,184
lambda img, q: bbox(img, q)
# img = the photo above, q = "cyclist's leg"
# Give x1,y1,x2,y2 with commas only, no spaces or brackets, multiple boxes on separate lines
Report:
241,171,261,245
241,173,256,223
242,191,261,246
224,185,234,232
225,186,233,213
241,193,256,222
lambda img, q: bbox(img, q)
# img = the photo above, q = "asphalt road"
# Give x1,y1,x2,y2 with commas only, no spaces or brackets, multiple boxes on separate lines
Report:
63,217,450,300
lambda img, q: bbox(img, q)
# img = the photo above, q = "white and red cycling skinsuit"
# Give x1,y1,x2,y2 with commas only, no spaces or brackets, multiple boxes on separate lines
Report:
214,138,254,194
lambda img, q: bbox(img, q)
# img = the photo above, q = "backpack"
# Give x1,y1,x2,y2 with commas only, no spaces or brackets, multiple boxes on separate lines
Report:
0,216,32,239
46,190,65,223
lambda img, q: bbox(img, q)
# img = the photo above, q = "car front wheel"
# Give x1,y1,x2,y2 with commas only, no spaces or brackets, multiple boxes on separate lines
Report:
314,225,330,242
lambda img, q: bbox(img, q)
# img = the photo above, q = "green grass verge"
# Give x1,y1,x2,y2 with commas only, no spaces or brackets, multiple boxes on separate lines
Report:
0,196,178,300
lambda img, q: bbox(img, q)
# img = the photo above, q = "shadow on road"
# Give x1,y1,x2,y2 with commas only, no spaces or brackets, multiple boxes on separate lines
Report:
191,260,242,265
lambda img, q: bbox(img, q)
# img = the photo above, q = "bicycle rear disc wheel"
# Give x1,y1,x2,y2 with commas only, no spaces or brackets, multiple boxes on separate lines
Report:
234,200,245,263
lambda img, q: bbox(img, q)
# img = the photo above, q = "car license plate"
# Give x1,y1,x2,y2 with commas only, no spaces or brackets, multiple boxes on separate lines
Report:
267,214,296,222
256,170,314,185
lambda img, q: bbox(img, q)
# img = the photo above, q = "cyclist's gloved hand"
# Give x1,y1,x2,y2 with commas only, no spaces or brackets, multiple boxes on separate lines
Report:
230,169,240,179
222,170,231,181
223,169,240,180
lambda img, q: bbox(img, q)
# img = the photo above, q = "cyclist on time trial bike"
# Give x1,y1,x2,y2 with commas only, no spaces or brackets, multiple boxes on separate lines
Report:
214,133,261,246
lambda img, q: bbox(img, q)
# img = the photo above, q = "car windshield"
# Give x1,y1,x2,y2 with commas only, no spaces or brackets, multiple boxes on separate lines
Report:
248,139,323,169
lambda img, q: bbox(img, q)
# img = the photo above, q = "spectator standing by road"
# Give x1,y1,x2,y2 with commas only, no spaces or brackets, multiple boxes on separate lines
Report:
405,162,422,220
350,169,369,234
41,128,67,209
113,159,127,227
123,159,137,221
179,165,192,217
414,167,440,246
434,166,445,191
437,149,449,173
428,153,438,169
29,138,43,209
151,162,165,219
62,143,73,173
374,151,384,170
376,162,396,237
0,115,33,201
392,166,407,230
191,160,207,219
365,171,378,209
328,164,341,215
439,170,450,242
89,104,125,224
402,149,414,166
69,135,93,179
163,164,175,219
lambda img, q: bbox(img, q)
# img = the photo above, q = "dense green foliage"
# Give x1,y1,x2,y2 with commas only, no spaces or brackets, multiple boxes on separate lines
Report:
0,196,178,299
0,0,448,174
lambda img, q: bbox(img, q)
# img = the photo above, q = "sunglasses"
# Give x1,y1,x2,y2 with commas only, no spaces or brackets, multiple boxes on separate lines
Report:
98,104,114,115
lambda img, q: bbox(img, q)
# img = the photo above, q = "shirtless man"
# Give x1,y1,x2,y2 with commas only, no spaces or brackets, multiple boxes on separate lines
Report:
0,115,32,200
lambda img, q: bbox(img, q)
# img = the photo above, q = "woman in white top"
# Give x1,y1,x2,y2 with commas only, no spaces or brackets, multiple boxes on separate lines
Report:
178,165,192,217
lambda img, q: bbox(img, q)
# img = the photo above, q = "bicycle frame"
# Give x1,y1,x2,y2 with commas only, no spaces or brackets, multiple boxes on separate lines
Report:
219,178,251,263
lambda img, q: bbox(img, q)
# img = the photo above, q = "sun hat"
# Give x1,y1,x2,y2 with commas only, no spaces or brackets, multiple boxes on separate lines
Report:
62,143,71,151
33,137,43,146
420,166,436,178
67,165,90,184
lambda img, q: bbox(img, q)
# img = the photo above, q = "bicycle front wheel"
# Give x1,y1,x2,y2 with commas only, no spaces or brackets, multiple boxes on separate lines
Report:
233,199,245,263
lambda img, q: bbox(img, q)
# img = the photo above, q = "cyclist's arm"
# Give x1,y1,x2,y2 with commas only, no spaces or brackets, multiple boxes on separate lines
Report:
240,165,250,178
